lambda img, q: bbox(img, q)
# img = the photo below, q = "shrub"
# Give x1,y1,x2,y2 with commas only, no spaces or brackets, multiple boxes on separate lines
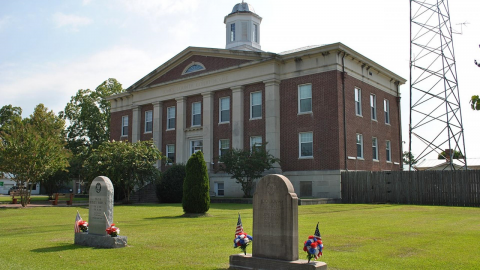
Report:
156,164,185,203
182,151,210,214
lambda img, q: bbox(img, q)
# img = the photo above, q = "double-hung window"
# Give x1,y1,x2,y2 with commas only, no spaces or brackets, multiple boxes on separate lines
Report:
356,134,364,159
145,110,153,133
230,23,235,42
355,88,362,116
298,84,312,113
372,137,378,160
370,94,376,120
386,140,391,162
219,97,230,123
384,99,390,124
219,139,230,158
121,116,128,136
299,132,313,158
250,136,262,151
166,144,175,164
191,140,203,154
167,107,175,130
251,92,262,119
192,102,201,126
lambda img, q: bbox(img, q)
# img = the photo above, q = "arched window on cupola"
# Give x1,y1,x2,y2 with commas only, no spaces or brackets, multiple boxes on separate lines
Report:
182,62,206,75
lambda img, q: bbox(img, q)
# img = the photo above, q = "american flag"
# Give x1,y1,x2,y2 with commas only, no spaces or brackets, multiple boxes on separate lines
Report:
235,213,244,235
74,211,82,233
314,222,321,238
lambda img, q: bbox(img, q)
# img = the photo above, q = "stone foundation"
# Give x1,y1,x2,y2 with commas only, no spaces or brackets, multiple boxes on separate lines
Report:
74,233,127,248
229,254,327,270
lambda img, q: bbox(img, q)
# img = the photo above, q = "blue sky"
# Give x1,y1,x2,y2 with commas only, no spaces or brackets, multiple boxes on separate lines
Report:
1,0,479,159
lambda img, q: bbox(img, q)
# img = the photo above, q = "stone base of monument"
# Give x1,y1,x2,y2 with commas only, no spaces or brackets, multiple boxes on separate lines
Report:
74,233,127,249
229,254,327,270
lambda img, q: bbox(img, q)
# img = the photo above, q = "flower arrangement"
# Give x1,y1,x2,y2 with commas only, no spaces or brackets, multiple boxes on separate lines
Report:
78,220,88,232
234,232,253,255
106,224,120,237
303,223,323,263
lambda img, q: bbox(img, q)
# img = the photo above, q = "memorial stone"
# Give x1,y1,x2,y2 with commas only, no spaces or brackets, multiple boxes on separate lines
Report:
88,176,114,236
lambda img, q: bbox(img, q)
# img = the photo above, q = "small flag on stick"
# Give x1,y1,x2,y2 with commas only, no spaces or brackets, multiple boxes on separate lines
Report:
314,222,321,238
104,212,110,230
235,213,244,236
74,211,82,233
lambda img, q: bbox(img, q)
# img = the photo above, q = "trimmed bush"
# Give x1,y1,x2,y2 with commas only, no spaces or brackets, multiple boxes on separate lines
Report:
156,164,185,203
182,151,210,213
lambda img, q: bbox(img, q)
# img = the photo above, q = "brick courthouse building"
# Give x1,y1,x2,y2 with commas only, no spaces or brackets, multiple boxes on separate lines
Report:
108,2,406,198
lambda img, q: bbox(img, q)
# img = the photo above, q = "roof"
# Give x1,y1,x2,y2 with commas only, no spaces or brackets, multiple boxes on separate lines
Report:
414,158,480,170
230,2,256,15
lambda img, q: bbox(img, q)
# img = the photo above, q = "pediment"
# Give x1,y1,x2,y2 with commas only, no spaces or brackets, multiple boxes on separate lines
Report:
127,47,274,92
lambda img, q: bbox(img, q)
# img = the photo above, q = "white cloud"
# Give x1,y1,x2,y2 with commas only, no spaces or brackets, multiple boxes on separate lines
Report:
82,0,92,5
0,16,12,32
0,47,162,117
120,0,199,16
52,12,92,31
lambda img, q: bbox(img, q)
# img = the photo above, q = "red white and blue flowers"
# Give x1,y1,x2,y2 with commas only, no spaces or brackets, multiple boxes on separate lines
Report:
78,220,88,232
106,223,120,237
233,213,253,255
303,223,323,262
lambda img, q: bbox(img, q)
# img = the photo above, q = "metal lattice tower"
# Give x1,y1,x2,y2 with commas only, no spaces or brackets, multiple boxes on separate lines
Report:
409,0,467,170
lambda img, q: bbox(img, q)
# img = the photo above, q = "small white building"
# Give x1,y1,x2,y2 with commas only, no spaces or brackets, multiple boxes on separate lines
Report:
0,174,41,195
414,158,480,171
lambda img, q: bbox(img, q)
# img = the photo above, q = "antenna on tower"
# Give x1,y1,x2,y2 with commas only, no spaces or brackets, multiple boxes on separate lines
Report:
409,0,467,171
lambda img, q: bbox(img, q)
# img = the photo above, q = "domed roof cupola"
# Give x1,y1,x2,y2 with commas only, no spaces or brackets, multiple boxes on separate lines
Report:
224,1,262,51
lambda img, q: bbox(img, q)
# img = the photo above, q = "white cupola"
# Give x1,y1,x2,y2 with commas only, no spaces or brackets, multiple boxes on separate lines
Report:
224,1,262,51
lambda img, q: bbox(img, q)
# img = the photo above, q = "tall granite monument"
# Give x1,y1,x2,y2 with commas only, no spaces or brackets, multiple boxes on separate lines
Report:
229,174,327,270
74,176,127,248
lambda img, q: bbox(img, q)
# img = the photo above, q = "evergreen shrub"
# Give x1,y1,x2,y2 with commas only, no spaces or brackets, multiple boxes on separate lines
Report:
182,151,210,213
156,164,185,203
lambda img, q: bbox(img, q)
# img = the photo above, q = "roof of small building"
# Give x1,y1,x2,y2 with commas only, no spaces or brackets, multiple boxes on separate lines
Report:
414,158,480,170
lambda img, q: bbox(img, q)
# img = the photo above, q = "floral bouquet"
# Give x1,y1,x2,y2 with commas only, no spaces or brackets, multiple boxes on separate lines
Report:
106,223,120,237
234,232,253,255
78,220,88,232
303,223,323,263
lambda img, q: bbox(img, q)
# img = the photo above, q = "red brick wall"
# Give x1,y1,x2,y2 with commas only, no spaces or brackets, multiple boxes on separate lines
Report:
161,99,177,171
243,83,265,149
110,109,132,142
280,71,342,172
147,55,251,87
186,95,203,128
140,104,154,142
213,89,232,169
342,74,402,171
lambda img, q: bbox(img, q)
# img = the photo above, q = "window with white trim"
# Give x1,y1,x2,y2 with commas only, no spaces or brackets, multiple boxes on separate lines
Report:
230,23,235,42
166,144,175,164
384,99,390,124
167,107,175,130
219,139,230,158
298,84,312,113
386,140,391,162
191,140,203,155
372,137,378,160
355,88,362,116
253,24,258,43
250,136,262,150
250,92,262,119
370,94,376,120
299,132,313,158
145,110,153,133
219,97,230,123
192,102,201,126
121,115,128,136
215,182,224,197
356,134,363,159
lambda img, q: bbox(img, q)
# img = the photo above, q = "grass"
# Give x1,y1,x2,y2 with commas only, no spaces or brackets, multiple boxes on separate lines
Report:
0,203,479,269
0,195,88,204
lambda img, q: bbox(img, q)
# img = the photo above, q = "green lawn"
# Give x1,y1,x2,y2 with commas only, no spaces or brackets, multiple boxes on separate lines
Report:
0,195,88,204
0,203,479,269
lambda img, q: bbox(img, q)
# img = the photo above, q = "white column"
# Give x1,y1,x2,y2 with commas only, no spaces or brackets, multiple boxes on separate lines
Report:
131,105,141,143
175,97,186,164
231,86,244,150
202,92,214,170
264,79,282,172
153,101,163,167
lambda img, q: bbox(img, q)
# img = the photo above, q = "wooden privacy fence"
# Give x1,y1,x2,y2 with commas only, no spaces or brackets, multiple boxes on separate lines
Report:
341,170,480,206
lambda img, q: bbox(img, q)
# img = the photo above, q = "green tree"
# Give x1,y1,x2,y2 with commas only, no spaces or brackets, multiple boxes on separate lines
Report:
402,151,417,166
217,144,280,198
438,150,464,160
0,105,22,131
472,44,480,110
83,140,162,202
156,164,185,203
0,104,70,207
182,151,210,214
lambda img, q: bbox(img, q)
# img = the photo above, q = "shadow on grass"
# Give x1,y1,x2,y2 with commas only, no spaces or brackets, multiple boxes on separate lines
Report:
31,244,87,253
145,213,213,220
117,203,253,211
